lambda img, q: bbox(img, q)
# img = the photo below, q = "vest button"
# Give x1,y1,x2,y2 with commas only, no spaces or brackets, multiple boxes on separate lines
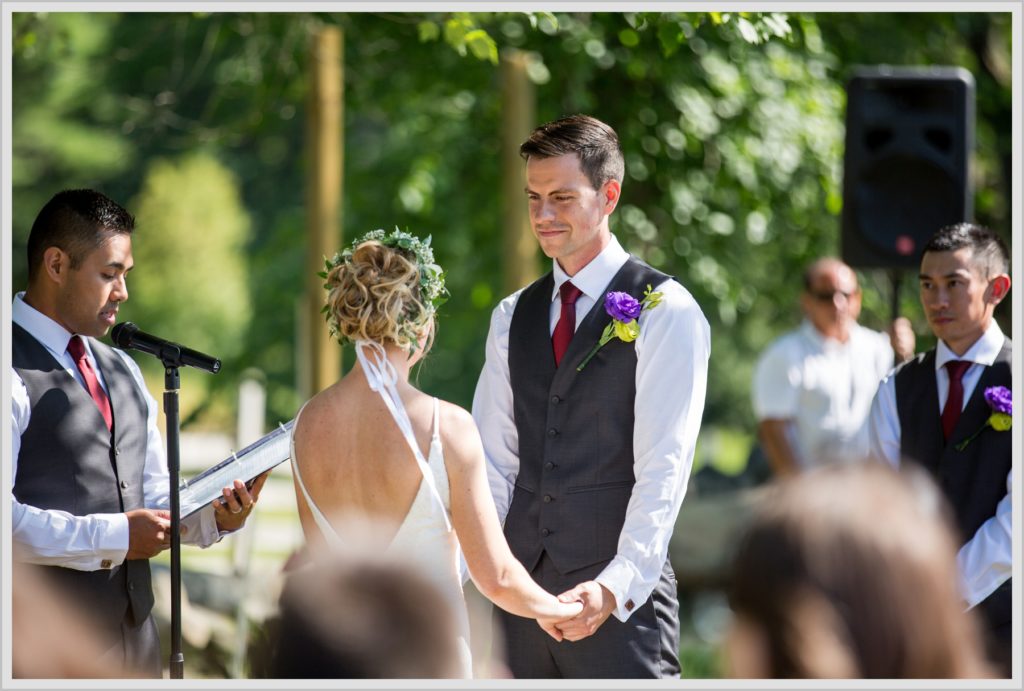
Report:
547,428,558,437
544,461,554,471
127,581,135,592
541,528,551,537
120,480,129,489
550,395,561,404
543,494,553,503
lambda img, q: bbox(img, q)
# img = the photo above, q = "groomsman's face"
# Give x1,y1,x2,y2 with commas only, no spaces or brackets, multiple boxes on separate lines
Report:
525,153,620,276
52,233,133,338
919,247,1006,356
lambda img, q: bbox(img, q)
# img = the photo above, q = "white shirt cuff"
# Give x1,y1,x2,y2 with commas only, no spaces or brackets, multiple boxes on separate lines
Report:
595,558,639,622
99,512,130,569
174,505,223,547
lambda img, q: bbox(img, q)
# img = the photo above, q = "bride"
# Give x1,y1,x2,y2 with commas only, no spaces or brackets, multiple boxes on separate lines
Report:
289,229,582,677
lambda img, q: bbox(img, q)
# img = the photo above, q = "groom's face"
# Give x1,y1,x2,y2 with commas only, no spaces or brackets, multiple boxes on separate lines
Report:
525,153,619,276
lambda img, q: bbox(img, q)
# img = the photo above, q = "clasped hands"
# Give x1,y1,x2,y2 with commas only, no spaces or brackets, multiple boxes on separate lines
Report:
537,580,617,643
125,471,269,560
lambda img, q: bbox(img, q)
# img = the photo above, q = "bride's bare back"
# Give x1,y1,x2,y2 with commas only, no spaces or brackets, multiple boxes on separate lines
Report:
291,364,437,547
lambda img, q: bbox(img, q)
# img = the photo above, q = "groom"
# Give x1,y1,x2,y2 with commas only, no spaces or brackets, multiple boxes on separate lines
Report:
473,115,710,677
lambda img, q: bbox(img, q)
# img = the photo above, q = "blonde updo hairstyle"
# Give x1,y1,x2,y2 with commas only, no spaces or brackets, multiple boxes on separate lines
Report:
325,240,435,353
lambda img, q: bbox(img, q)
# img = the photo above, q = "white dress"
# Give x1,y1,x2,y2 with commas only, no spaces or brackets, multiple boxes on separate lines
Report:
290,341,473,678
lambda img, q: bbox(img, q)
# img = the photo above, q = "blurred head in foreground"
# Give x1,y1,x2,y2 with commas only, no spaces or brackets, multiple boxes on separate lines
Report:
270,548,461,678
13,558,137,678
726,462,990,679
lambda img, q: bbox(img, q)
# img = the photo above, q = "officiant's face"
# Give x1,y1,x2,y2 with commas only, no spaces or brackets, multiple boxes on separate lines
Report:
53,233,133,338
525,153,620,276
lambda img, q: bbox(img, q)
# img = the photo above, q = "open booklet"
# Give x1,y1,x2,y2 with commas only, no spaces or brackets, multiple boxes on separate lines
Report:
180,419,294,518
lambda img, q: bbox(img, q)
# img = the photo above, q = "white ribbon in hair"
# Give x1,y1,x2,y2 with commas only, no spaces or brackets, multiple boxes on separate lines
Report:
355,340,452,531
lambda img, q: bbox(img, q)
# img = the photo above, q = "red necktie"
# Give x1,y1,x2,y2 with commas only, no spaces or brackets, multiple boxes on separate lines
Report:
941,360,971,442
68,335,114,432
552,281,583,367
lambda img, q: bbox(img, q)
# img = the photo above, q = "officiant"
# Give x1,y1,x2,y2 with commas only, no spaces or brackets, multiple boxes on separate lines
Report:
11,189,267,678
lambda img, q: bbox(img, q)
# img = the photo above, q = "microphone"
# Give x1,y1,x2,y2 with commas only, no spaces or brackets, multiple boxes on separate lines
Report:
111,322,221,374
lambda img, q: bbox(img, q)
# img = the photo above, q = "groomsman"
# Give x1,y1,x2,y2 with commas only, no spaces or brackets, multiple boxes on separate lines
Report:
868,223,1012,674
473,115,710,677
12,189,265,676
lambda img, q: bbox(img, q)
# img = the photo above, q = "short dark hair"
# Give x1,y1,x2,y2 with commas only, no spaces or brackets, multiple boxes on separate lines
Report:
922,223,1009,278
519,114,625,190
26,189,135,283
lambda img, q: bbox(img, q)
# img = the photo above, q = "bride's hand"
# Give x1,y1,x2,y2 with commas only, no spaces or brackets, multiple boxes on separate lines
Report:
536,598,584,641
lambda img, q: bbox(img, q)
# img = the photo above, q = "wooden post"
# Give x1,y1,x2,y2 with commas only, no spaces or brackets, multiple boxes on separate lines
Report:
305,26,344,396
501,49,539,295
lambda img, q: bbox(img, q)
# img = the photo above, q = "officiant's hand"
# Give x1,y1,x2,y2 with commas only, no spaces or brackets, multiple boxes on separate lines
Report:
553,580,617,642
213,471,270,532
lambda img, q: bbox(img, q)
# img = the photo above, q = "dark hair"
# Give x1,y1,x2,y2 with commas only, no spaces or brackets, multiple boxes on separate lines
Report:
270,557,460,678
519,114,625,190
922,223,1009,278
728,463,990,679
26,189,135,282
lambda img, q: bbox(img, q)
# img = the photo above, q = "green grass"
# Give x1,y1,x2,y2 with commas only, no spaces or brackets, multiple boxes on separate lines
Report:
680,636,722,678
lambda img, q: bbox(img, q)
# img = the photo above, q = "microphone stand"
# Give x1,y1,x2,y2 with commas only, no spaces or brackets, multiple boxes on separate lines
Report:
162,351,185,679
111,322,221,679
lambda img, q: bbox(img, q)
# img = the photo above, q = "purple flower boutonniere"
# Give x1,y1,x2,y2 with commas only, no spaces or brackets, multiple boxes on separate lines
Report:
576,285,663,372
955,385,1012,451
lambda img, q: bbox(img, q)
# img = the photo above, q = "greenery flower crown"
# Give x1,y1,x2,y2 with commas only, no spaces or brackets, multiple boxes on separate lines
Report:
319,227,448,347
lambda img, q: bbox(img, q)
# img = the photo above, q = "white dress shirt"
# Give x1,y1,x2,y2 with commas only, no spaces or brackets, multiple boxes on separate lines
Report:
11,293,220,571
868,320,1012,608
473,235,711,622
752,320,894,468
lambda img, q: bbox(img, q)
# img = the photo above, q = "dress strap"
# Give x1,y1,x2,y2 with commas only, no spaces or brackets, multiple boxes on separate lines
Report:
431,397,441,442
355,340,451,531
290,402,344,549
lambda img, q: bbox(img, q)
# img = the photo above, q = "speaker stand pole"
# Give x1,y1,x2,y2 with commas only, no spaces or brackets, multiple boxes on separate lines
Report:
163,363,185,679
889,268,903,367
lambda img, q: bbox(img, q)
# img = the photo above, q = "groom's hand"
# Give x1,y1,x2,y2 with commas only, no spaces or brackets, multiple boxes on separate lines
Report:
554,580,617,642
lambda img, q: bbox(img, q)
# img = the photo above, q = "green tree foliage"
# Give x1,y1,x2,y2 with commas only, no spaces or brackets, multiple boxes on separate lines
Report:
10,11,1012,440
125,152,252,365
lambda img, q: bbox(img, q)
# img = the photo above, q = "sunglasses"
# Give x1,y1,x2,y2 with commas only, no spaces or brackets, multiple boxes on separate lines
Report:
808,289,857,303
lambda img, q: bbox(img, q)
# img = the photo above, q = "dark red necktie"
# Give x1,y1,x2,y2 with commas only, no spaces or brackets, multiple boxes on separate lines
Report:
68,335,113,432
941,359,971,442
552,281,583,367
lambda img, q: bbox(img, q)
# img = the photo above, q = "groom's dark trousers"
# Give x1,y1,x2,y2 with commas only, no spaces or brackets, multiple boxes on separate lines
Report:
498,553,680,678
497,259,681,678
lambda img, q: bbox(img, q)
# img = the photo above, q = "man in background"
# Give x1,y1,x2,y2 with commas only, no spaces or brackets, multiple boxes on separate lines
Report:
752,257,914,475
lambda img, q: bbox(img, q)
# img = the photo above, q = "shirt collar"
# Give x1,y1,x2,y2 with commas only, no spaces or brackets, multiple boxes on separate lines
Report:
935,320,1005,371
12,292,80,358
550,234,630,303
798,318,860,350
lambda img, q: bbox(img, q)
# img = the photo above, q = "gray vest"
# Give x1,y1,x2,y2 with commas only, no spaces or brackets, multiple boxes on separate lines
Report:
505,258,669,575
894,340,1012,631
13,322,154,630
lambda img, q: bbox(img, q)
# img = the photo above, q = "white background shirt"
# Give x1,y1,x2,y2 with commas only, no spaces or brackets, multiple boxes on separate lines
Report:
472,235,711,622
868,320,1012,608
752,320,894,468
11,294,219,571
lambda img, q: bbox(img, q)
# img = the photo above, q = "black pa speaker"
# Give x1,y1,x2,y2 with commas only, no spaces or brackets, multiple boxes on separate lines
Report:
841,66,975,269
